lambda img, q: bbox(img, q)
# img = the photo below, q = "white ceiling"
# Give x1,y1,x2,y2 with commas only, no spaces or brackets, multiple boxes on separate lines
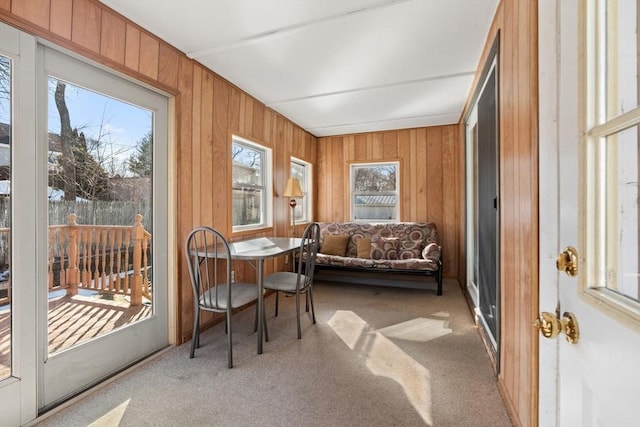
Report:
100,0,498,137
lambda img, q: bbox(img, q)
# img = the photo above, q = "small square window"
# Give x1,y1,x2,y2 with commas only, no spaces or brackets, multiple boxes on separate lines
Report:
350,162,399,222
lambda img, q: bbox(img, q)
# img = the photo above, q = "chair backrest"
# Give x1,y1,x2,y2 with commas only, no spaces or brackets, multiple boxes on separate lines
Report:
296,222,320,290
185,226,232,310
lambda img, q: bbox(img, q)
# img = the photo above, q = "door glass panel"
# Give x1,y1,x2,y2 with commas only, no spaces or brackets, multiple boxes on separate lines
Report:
47,77,153,355
606,0,638,121
0,54,11,379
608,124,640,302
471,123,479,292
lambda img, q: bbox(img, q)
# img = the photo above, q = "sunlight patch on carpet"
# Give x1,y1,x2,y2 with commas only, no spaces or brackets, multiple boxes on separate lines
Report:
88,399,130,427
327,310,433,426
375,316,452,342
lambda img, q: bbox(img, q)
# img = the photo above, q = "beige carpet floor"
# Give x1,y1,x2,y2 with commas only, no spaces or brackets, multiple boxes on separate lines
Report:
34,279,512,427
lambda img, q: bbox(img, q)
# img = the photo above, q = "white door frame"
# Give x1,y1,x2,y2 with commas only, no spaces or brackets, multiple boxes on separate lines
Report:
537,2,561,424
0,23,39,426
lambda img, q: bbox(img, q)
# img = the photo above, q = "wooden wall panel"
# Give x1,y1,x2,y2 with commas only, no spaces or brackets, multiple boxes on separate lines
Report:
50,0,72,40
71,0,101,53
441,126,458,277
398,129,412,219
199,71,214,227
100,10,126,65
138,32,159,80
426,127,444,228
176,56,194,334
316,138,328,221
158,44,180,90
316,125,459,278
228,87,241,132
124,23,140,72
190,65,203,229
212,77,230,230
12,0,50,29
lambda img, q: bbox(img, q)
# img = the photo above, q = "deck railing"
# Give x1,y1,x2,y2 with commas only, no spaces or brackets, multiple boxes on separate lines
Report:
0,214,151,306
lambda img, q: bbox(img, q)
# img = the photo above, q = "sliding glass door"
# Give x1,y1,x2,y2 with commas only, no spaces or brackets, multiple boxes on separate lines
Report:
465,47,500,363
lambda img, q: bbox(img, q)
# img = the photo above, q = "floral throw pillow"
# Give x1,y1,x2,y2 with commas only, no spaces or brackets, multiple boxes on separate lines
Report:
399,239,423,259
370,236,399,260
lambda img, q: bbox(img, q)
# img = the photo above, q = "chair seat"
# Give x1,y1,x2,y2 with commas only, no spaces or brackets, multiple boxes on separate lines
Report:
263,271,310,293
200,282,259,310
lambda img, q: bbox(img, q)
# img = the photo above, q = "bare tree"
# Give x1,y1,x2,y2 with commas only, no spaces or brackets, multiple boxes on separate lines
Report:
86,108,132,178
52,80,115,201
0,57,9,111
354,166,396,192
232,143,260,167
54,81,77,201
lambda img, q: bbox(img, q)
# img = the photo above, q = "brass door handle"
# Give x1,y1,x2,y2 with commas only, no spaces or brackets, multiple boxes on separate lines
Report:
556,246,578,276
533,312,561,339
533,310,580,344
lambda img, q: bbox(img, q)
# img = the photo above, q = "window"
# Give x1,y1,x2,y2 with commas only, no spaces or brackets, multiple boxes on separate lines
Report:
350,162,399,221
583,1,640,319
0,51,11,381
291,158,311,224
232,136,272,231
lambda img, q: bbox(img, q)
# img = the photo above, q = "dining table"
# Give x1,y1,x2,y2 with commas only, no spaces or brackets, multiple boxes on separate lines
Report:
224,236,302,354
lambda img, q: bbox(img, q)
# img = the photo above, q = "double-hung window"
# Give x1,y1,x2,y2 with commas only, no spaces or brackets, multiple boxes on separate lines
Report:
231,136,272,231
291,158,311,224
350,162,399,222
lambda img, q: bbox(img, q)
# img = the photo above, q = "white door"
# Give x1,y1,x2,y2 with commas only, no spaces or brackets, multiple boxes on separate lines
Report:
38,46,170,410
539,2,640,426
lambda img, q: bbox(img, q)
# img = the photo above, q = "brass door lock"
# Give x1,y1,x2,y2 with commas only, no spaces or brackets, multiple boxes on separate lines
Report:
533,309,580,344
556,246,579,277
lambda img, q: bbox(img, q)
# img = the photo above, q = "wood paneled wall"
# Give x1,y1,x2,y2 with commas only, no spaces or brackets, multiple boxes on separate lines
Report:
461,1,539,426
316,126,460,278
0,0,317,343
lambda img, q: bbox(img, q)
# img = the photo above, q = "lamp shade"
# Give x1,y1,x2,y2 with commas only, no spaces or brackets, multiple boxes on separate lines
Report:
282,178,304,198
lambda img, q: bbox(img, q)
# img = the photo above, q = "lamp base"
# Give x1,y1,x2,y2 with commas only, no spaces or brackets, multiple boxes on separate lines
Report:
289,200,297,237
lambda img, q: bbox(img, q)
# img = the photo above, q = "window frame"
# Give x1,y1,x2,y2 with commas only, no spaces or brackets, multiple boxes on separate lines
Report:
290,157,312,225
349,161,400,222
580,0,640,326
230,135,273,233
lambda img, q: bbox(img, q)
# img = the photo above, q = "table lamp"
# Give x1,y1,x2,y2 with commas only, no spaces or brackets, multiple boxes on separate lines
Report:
282,177,303,236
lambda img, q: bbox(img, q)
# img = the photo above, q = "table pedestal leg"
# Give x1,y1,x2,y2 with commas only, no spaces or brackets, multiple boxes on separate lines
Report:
257,259,264,354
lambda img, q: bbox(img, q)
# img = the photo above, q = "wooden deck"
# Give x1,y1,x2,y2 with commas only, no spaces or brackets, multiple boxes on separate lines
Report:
0,291,151,380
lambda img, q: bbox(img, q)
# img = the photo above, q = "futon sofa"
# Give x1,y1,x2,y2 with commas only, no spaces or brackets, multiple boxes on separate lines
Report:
314,222,443,295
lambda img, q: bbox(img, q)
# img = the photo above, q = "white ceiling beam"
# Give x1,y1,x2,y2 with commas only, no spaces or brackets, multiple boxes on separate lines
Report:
186,0,410,58
266,71,476,107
